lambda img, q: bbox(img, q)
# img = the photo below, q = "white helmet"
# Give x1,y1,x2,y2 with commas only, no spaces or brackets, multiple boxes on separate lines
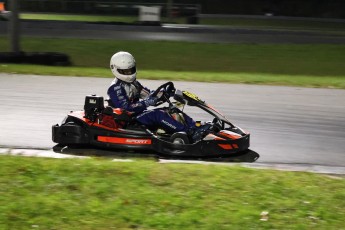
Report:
110,51,137,83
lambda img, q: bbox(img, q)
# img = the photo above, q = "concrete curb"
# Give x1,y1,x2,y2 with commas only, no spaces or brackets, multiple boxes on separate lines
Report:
1,148,344,176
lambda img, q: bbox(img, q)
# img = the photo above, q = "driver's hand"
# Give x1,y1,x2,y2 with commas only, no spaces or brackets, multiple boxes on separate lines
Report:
144,96,158,107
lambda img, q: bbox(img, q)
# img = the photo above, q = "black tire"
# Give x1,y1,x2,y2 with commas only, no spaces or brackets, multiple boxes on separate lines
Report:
170,132,190,145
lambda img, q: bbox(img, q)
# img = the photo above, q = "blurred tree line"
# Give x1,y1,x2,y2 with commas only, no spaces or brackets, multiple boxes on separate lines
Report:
9,0,345,19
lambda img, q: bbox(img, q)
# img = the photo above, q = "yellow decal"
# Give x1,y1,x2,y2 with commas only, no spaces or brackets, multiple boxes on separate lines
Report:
183,91,201,102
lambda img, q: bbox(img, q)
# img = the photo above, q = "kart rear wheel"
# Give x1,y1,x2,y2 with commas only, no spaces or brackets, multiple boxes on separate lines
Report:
170,132,190,145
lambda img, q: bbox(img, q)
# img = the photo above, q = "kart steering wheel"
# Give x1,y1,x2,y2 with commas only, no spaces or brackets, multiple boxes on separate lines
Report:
151,82,176,106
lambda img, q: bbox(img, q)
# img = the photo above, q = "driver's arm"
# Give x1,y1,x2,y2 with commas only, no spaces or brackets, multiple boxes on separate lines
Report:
107,85,156,114
133,81,151,99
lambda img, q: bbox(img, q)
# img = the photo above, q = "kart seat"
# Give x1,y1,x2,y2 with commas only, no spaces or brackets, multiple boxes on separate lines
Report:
99,106,134,129
103,106,133,122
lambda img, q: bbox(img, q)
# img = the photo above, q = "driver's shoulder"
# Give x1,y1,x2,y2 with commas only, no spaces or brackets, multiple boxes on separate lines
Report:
108,79,125,91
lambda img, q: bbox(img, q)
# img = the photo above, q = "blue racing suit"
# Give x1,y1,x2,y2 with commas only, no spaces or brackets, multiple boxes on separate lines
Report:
107,79,195,133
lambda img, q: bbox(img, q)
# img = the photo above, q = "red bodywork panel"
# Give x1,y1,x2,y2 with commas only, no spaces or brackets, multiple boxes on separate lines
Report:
69,110,124,131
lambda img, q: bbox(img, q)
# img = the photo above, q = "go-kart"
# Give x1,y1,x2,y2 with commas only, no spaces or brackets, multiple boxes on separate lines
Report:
52,82,250,158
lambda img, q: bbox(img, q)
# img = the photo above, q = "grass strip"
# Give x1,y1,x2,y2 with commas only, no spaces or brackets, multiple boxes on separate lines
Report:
0,155,344,229
1,64,345,89
1,37,344,75
21,13,138,23
20,13,186,24
1,37,345,88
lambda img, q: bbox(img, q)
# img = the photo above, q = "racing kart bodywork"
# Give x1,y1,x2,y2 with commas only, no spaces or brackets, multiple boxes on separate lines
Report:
52,82,250,157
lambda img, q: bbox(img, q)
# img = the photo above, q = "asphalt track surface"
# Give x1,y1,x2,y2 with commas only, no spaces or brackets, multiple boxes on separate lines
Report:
0,20,345,44
0,73,345,168
0,21,345,172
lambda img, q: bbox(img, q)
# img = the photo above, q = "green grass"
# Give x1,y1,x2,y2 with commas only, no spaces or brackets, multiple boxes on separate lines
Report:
1,65,345,89
1,37,345,88
20,13,186,24
21,13,138,23
0,155,344,229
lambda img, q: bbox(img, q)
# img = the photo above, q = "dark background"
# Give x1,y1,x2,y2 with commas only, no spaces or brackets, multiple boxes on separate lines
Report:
6,0,345,19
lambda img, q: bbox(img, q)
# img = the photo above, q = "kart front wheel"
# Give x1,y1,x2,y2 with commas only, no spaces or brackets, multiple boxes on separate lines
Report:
170,132,190,145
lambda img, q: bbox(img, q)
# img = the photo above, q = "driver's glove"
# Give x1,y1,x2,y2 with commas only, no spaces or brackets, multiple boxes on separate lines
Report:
144,96,158,107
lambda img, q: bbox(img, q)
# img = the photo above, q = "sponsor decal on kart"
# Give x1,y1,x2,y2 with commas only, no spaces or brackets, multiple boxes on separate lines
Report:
183,91,202,102
97,136,152,145
125,139,151,144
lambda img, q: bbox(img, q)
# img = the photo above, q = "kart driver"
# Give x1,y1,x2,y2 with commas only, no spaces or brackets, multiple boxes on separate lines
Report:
107,51,210,142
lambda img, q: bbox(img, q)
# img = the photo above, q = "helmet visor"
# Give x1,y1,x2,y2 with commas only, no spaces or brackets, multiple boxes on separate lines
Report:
118,66,136,75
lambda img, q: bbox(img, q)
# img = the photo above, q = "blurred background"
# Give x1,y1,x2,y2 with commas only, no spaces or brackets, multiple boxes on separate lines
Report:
4,0,345,21
1,0,344,84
